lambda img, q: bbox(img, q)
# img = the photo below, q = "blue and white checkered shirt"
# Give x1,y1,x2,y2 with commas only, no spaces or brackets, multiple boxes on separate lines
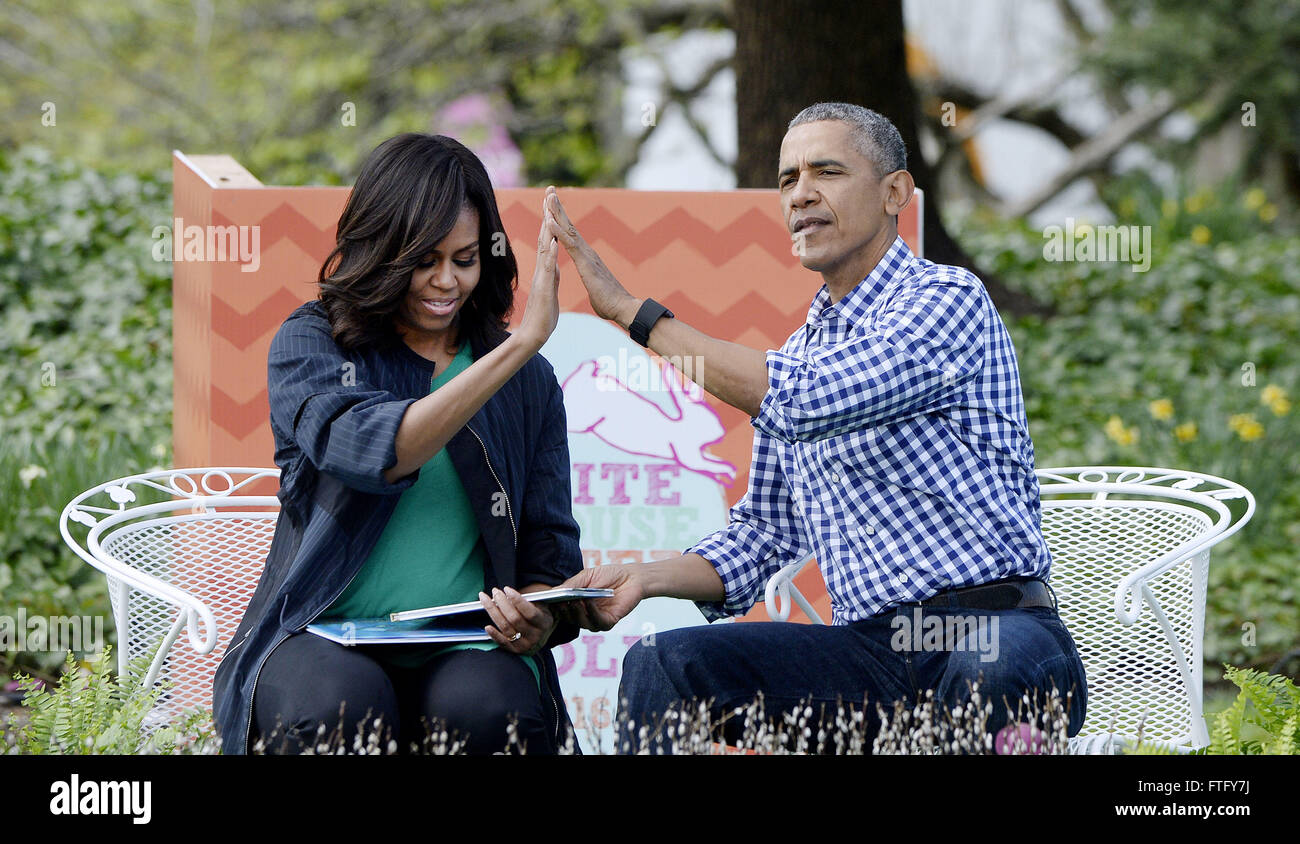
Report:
688,236,1051,624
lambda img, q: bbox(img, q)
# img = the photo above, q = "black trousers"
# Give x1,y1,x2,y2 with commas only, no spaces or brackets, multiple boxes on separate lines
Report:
251,632,551,755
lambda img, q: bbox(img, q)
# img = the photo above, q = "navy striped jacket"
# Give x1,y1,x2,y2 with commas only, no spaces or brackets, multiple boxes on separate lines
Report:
212,300,583,754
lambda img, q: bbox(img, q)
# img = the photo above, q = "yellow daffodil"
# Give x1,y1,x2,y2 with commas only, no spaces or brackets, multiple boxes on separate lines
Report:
1104,415,1138,446
1184,192,1209,213
1228,413,1264,441
1238,420,1264,441
1191,224,1211,244
1148,398,1174,421
1262,384,1291,416
1260,204,1278,223
1243,188,1267,210
1104,415,1124,440
1174,421,1198,442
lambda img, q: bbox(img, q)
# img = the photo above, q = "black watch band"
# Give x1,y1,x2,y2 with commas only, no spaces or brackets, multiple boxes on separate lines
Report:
629,298,674,347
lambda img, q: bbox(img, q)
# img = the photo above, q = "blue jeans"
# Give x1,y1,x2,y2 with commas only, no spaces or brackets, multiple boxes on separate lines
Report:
617,604,1088,754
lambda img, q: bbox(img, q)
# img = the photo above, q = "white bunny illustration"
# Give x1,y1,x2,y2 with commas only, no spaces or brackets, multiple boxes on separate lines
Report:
561,356,737,486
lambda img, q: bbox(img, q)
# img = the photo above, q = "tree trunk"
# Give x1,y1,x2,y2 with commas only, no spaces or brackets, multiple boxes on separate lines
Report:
733,0,1051,318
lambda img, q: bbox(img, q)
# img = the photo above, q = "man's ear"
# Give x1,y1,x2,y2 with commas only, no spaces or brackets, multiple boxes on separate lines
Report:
883,170,916,217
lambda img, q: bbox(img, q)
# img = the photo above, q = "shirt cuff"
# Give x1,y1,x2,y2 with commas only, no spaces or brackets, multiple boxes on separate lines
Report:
374,399,423,493
305,394,421,495
685,528,771,621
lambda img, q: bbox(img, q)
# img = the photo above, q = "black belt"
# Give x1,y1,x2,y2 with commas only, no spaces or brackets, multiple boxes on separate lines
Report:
912,577,1056,611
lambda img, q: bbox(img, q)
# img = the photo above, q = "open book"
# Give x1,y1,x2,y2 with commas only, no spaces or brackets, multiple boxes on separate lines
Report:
305,587,615,646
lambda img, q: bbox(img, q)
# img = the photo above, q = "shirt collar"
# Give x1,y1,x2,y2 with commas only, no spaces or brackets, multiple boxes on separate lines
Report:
805,235,915,328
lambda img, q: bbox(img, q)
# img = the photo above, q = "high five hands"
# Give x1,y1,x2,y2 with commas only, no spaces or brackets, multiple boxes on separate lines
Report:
541,186,639,327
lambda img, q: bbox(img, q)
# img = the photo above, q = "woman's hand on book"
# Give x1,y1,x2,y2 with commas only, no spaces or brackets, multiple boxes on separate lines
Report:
479,586,556,656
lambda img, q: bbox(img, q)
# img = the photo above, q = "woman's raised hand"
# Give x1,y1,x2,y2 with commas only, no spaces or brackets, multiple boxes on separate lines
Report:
517,193,562,351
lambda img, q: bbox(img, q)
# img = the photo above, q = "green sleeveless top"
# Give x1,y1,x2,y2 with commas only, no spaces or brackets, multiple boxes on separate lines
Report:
320,342,539,685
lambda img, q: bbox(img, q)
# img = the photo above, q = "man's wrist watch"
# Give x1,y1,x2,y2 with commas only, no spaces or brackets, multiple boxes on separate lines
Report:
628,298,674,347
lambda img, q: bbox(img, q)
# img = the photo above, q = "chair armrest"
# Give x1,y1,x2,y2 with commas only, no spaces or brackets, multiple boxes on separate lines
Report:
61,498,277,655
1111,487,1252,626
1036,468,1255,627
763,553,825,624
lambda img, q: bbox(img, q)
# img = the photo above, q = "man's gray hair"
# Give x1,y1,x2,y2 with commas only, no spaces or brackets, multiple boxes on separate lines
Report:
788,103,907,176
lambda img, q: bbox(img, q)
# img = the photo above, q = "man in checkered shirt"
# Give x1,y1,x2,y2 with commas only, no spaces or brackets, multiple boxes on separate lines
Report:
550,102,1087,753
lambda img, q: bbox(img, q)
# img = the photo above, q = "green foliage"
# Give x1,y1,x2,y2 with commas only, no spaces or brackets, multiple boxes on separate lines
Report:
0,146,173,454
1205,665,1300,755
0,147,174,678
1086,0,1300,188
1123,665,1298,754
508,42,613,186
955,178,1300,671
3,645,218,754
0,0,678,187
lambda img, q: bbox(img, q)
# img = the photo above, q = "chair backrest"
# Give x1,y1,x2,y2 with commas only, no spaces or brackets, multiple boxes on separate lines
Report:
1035,466,1254,748
60,468,279,726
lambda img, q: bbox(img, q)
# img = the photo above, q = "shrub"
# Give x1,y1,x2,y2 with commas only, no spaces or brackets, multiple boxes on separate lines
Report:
1205,665,1299,755
2,645,218,755
0,146,173,678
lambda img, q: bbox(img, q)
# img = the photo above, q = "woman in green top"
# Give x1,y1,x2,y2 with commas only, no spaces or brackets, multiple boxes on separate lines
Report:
318,339,539,688
245,132,582,754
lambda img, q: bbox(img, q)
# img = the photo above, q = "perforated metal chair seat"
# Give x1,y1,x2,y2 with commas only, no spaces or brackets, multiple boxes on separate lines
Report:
763,467,1255,753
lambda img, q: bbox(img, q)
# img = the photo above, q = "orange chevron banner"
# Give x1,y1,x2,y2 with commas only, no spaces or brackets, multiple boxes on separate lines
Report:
171,152,922,629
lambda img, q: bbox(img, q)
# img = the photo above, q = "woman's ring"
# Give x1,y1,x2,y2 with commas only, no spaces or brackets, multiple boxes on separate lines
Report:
508,631,522,642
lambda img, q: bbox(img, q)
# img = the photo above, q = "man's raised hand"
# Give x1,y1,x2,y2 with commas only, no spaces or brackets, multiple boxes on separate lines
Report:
542,186,639,327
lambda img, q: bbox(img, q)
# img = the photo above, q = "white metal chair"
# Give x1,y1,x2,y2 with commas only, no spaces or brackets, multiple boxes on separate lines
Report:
764,466,1255,754
60,467,280,727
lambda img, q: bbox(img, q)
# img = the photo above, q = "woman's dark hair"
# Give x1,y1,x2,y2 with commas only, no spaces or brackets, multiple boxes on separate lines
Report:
318,133,518,354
